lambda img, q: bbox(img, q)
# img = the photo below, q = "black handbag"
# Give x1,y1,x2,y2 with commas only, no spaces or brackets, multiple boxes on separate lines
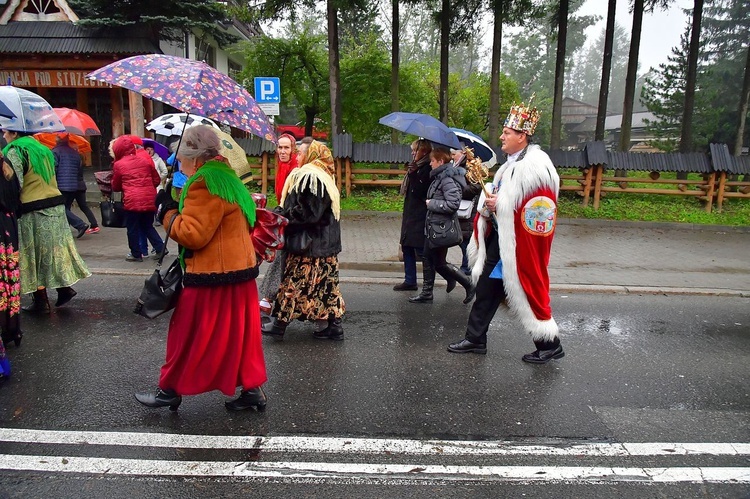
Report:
134,215,183,319
100,192,126,228
427,214,462,249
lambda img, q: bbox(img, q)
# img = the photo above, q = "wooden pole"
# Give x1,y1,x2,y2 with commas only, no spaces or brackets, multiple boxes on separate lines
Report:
128,91,145,136
111,88,124,138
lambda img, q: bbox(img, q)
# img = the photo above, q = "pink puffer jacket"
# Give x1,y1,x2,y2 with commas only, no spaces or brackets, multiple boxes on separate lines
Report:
111,136,161,212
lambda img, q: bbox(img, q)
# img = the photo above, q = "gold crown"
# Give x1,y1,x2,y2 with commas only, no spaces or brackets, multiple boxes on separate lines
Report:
503,94,540,136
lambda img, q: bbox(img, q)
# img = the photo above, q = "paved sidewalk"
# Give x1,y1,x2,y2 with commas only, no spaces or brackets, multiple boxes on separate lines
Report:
70,208,750,297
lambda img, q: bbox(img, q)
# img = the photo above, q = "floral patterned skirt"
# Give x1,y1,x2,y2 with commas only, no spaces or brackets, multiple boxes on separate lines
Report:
272,254,345,323
0,209,21,347
18,205,91,295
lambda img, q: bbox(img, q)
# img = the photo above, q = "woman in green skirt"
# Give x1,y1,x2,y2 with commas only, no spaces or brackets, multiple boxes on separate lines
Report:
2,129,90,313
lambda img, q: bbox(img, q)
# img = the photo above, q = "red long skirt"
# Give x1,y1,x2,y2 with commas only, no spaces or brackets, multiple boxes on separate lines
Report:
159,279,267,396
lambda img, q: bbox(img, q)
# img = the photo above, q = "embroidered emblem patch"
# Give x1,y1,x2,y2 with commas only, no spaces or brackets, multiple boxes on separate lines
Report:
521,196,556,236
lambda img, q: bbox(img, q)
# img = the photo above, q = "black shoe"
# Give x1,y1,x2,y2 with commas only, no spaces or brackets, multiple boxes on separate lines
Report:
125,253,143,262
1,330,22,348
447,338,487,354
408,292,433,303
393,282,418,291
55,287,77,307
76,225,89,239
134,388,182,411
225,386,267,411
463,284,476,305
261,318,287,338
22,289,50,314
313,317,344,341
522,344,565,364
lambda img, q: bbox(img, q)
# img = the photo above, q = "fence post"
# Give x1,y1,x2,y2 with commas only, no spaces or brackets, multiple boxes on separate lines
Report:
261,152,268,195
345,158,352,197
335,158,342,192
704,172,716,213
592,164,603,210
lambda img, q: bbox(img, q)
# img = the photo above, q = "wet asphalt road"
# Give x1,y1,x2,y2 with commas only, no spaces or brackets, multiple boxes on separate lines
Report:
0,276,748,498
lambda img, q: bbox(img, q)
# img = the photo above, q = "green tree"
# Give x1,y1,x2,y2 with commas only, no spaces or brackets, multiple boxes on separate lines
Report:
641,20,719,152
237,24,330,134
68,0,237,47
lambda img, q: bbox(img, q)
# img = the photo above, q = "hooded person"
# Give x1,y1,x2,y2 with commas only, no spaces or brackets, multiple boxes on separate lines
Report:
110,135,164,262
447,97,563,363
261,140,345,341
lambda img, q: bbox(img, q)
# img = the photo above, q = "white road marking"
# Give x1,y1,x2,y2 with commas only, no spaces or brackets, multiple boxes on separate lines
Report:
1,428,748,457
0,454,748,483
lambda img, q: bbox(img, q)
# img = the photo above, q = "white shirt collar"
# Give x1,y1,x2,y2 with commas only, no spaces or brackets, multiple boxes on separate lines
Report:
506,149,523,164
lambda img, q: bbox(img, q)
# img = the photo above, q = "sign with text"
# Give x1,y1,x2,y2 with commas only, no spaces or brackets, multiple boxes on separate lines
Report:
254,77,280,104
258,103,279,116
0,70,111,88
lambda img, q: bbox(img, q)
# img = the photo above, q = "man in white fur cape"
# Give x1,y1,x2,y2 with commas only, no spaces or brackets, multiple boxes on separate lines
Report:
447,99,564,363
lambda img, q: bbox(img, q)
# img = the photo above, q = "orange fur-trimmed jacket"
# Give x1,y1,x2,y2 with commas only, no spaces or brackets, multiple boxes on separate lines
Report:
162,178,258,287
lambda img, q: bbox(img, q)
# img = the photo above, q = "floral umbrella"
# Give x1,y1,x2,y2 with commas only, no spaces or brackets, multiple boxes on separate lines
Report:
53,107,101,136
86,55,275,142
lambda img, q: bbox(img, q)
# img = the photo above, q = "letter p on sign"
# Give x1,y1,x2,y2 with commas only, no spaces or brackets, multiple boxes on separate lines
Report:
254,77,280,103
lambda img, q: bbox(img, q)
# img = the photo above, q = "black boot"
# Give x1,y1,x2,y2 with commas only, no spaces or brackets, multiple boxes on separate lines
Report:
134,388,182,411
261,318,287,338
225,386,267,411
55,287,77,307
522,337,565,364
22,289,50,314
436,264,476,304
314,315,344,341
409,257,435,303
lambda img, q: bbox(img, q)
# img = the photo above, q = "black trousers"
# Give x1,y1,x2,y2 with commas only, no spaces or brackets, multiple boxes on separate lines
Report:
62,190,99,230
465,228,507,345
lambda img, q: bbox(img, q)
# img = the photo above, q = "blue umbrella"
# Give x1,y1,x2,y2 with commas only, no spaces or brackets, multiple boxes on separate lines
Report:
450,127,497,166
379,112,461,149
0,86,65,133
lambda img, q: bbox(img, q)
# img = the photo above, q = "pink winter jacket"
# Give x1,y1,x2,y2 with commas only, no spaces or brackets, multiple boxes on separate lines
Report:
111,136,161,212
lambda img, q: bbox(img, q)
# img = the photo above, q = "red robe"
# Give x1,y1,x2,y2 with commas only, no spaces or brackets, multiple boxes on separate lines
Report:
467,145,559,342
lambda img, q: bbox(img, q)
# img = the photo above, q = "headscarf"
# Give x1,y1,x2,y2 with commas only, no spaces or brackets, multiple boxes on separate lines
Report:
2,135,55,184
280,140,340,221
274,132,298,196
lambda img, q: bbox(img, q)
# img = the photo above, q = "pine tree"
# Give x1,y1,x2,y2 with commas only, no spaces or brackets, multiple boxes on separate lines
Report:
640,19,720,152
67,0,238,47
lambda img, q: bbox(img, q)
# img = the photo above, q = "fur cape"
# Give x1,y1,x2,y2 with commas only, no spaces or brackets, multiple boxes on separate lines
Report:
467,145,560,342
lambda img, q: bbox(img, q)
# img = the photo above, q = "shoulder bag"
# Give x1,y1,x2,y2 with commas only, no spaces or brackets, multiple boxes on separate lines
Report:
456,199,474,220
426,213,462,249
134,214,183,319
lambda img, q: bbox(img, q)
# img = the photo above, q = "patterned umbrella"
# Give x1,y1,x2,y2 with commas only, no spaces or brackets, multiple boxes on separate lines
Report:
146,113,220,137
215,129,252,183
87,54,275,141
0,86,65,133
450,127,497,166
53,107,101,136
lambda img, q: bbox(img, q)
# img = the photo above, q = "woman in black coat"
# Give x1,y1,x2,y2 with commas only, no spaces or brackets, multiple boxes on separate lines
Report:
451,147,483,274
394,139,432,291
409,146,475,305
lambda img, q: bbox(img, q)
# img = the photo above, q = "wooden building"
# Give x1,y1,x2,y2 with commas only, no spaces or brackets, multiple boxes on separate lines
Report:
0,0,256,167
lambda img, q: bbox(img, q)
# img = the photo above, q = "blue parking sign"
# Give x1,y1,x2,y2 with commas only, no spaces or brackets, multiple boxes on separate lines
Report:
254,77,280,103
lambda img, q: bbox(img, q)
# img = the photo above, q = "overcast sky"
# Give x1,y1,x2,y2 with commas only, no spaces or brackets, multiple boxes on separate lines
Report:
577,0,693,73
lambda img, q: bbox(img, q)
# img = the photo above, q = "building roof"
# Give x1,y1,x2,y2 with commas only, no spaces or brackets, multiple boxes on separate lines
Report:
570,111,659,133
0,21,160,55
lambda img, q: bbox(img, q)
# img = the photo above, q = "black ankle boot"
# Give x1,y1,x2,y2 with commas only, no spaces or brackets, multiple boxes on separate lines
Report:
134,388,182,411
261,318,287,338
55,287,77,307
522,337,565,364
437,264,476,304
2,330,22,348
314,316,344,340
225,386,267,411
22,289,50,314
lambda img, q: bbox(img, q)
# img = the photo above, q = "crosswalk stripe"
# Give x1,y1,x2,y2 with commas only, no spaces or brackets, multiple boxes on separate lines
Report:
1,429,748,457
0,454,748,483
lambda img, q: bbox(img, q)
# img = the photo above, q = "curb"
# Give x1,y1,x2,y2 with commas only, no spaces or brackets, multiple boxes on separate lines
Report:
89,267,749,298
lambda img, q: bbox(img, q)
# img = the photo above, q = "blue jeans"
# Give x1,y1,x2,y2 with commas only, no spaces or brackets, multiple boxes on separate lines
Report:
125,210,164,258
402,245,423,285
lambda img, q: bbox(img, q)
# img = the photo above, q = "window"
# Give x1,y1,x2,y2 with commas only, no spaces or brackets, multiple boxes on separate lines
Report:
195,40,216,68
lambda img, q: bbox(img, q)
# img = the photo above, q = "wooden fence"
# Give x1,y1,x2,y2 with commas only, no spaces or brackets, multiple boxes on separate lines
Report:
238,135,749,213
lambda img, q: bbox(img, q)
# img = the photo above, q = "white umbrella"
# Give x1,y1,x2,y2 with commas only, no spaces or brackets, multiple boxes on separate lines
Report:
146,113,220,137
0,86,66,133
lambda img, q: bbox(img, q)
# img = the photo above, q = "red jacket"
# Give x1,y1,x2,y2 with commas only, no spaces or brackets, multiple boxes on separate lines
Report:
111,136,160,212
